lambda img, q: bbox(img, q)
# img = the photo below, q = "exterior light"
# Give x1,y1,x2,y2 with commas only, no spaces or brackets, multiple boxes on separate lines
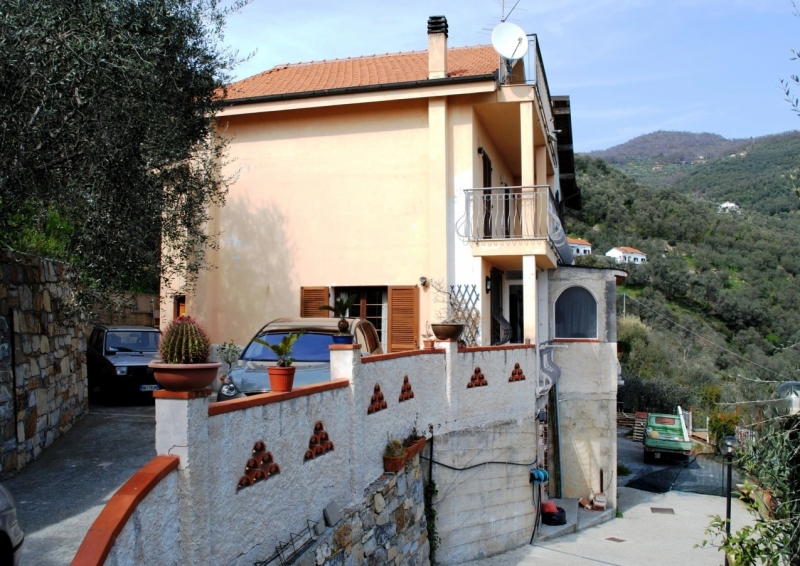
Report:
419,276,429,288
537,408,547,423
718,435,738,457
485,276,491,294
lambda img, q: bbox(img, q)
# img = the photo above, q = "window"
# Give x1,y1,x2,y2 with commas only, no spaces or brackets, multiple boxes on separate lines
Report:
555,287,597,339
336,287,387,348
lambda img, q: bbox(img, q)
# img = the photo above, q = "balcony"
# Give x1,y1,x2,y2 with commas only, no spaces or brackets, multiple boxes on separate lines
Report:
458,186,572,267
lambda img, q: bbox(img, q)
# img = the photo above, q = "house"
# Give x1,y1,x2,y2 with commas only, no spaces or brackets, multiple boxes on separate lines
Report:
174,15,583,352
152,16,621,564
718,201,741,214
606,246,647,264
567,236,592,261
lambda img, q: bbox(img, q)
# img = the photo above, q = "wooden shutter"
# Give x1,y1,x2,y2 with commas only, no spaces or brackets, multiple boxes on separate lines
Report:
300,287,329,317
387,286,418,352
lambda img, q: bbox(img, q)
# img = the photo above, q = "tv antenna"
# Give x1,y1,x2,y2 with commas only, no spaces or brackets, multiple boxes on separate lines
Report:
491,21,528,83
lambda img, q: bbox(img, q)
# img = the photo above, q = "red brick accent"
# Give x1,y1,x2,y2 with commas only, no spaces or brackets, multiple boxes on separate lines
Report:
361,349,444,364
208,379,350,417
71,455,180,566
368,384,388,414
153,389,212,400
457,344,536,353
398,376,415,403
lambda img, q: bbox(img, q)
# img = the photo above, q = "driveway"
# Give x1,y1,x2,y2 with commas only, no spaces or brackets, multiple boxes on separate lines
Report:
3,403,156,566
465,430,753,566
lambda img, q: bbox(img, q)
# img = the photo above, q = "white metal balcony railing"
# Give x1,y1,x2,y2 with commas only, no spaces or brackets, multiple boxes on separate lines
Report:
458,186,573,264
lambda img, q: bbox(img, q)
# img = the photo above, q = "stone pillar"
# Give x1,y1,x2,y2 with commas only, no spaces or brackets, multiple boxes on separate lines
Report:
154,390,212,564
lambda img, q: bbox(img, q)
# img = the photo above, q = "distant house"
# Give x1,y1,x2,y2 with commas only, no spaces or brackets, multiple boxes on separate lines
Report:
718,201,741,214
567,237,592,263
605,246,647,265
652,163,663,171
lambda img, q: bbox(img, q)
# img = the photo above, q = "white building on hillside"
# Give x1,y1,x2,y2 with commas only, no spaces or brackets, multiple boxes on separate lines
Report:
567,237,592,264
718,201,740,214
606,246,647,265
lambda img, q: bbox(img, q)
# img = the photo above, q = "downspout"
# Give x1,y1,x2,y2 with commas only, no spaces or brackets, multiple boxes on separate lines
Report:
549,384,563,498
7,310,19,446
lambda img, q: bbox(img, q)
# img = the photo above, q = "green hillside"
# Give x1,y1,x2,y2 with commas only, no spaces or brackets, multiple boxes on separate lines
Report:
567,155,800,414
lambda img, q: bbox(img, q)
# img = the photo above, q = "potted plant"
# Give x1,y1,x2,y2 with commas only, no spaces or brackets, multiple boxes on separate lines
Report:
253,331,304,392
428,279,478,343
318,294,358,344
217,340,241,384
149,317,221,391
403,423,427,459
383,438,407,473
421,323,435,350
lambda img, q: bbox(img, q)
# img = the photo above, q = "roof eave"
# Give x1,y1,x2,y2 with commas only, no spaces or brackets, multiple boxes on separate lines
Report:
223,72,498,107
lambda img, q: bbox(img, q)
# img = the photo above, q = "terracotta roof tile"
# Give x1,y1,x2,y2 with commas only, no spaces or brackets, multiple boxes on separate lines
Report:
567,237,592,246
225,45,498,101
615,246,645,254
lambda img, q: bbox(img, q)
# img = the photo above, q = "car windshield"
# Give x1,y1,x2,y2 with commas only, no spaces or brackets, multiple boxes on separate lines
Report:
107,331,160,352
243,332,333,362
654,417,677,425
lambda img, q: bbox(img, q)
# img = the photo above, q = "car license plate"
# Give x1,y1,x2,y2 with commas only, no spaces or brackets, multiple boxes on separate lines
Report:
140,384,160,392
654,452,661,459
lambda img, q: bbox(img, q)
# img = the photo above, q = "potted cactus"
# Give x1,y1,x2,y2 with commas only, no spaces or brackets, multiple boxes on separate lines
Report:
382,438,407,473
149,316,221,391
318,294,357,344
253,331,304,392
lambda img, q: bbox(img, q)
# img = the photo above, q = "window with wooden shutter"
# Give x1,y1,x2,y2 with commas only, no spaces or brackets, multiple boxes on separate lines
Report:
300,287,330,317
387,286,418,352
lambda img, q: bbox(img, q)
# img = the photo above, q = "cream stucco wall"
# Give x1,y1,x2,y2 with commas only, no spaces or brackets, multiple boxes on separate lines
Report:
548,267,619,508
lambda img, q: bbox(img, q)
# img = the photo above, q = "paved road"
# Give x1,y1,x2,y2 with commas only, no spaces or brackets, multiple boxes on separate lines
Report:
3,403,156,566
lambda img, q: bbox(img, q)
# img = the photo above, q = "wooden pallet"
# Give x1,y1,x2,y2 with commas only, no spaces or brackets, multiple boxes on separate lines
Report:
631,412,647,441
616,411,636,428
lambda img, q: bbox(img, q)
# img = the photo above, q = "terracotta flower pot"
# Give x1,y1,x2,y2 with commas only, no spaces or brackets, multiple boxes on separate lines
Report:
267,366,296,392
383,454,406,473
404,437,427,460
422,339,435,350
149,362,221,392
430,323,464,341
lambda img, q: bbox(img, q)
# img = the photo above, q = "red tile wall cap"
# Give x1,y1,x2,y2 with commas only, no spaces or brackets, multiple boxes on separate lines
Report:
361,349,444,364
329,344,362,351
552,338,600,343
153,389,212,400
458,344,536,353
209,379,350,417
71,455,180,566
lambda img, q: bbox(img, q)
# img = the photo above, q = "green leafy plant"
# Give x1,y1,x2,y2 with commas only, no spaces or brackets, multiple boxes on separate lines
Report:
425,478,441,564
252,332,304,367
159,316,212,364
318,294,358,333
216,340,241,374
709,410,740,444
617,462,632,477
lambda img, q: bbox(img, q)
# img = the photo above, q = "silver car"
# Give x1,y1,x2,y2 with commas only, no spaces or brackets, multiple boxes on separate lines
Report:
217,318,383,401
0,484,23,565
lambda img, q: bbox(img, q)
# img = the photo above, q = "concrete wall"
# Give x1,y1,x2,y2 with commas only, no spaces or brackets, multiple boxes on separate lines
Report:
106,343,549,565
0,250,88,475
548,266,619,506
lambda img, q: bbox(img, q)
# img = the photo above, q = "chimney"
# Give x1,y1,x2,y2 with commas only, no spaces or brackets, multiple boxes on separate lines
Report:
427,16,448,79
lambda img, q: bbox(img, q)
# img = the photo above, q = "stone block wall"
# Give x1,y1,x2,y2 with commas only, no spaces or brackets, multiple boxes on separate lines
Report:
306,455,429,566
0,250,88,475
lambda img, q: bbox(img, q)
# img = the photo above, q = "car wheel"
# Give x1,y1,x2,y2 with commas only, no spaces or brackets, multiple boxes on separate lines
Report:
0,532,12,566
643,450,654,464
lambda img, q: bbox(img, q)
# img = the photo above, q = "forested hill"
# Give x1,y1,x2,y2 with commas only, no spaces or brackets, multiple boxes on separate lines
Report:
566,155,800,414
586,130,800,216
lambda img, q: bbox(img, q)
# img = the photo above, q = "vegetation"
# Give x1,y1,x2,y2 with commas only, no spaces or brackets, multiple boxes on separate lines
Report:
216,340,242,375
253,332,304,367
0,0,245,308
617,462,632,477
159,316,212,364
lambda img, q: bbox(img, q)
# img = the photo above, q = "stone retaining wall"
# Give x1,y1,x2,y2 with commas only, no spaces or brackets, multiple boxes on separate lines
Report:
0,250,88,475
307,454,429,566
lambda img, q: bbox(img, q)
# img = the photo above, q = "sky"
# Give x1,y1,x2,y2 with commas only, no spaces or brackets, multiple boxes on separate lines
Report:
221,0,800,152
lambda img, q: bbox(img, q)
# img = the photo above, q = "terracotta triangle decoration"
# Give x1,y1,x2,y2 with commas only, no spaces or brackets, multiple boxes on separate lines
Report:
398,375,415,403
305,421,334,460
468,367,488,388
509,363,526,382
237,440,280,491
367,384,388,414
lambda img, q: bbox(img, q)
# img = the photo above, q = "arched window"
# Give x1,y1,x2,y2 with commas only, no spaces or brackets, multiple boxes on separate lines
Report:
555,287,597,339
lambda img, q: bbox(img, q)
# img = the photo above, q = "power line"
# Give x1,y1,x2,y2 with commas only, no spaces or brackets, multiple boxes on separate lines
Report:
620,292,783,378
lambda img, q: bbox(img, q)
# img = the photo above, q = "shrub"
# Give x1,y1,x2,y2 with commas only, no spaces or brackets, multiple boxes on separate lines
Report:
708,410,739,443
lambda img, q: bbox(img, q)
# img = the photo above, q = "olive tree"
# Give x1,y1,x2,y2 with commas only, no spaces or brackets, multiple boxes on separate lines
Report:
0,0,245,308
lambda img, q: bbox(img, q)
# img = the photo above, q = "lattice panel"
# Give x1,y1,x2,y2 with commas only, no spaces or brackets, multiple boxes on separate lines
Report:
448,284,480,346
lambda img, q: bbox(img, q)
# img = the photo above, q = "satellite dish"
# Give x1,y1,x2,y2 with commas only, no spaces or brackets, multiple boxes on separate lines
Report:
491,22,528,62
